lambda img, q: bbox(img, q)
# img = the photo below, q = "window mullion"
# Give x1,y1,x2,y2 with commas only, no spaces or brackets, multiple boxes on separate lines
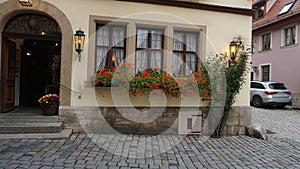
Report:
183,33,187,76
148,31,152,68
108,27,113,68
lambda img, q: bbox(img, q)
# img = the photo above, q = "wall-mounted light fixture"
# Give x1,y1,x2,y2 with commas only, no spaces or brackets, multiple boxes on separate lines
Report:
229,40,237,61
19,0,32,7
74,28,85,62
26,50,32,56
252,65,258,73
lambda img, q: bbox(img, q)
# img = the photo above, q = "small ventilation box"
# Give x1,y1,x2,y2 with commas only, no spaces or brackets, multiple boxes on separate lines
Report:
178,110,202,134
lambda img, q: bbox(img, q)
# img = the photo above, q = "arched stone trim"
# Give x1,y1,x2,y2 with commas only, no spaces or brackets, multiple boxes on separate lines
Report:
0,0,73,106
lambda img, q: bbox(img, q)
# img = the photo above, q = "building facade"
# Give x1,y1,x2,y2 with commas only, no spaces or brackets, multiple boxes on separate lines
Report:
0,0,252,135
252,0,300,107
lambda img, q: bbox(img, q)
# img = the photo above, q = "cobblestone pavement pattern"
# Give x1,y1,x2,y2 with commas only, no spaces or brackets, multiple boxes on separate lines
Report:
0,107,300,168
252,107,300,141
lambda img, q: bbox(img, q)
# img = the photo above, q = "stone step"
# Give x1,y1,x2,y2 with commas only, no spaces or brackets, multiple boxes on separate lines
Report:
0,115,59,123
0,129,72,139
0,122,63,134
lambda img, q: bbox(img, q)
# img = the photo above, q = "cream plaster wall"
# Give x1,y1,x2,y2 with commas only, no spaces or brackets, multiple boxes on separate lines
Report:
35,0,251,106
0,0,251,106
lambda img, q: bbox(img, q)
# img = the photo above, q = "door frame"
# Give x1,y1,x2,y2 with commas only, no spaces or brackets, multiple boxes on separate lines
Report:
0,2,73,107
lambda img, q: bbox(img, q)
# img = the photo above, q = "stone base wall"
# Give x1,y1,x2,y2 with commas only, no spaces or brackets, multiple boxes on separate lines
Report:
59,106,180,134
201,106,252,136
59,106,252,136
292,93,300,108
221,106,252,135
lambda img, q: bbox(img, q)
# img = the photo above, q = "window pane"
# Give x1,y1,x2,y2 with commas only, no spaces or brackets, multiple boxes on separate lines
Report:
291,26,296,43
97,27,109,46
96,47,109,70
186,33,197,52
173,32,184,51
151,31,162,49
150,51,162,69
112,27,125,47
136,50,147,72
112,48,124,66
172,52,182,75
279,2,294,15
137,29,148,48
269,83,287,90
258,6,264,18
185,53,196,76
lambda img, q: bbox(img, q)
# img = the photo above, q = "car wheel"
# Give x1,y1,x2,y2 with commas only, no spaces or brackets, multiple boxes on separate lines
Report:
252,96,263,108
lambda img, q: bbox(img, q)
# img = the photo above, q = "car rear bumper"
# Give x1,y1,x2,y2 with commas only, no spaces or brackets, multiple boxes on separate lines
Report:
262,96,292,106
263,101,292,106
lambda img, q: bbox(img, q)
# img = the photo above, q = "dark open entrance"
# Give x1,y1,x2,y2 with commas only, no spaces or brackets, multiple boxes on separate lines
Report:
1,13,61,112
20,40,61,107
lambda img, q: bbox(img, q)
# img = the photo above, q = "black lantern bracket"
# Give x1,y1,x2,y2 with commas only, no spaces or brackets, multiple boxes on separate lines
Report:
74,28,86,62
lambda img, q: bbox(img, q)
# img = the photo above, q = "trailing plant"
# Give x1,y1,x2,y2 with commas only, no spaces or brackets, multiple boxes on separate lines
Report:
93,64,211,99
212,35,251,137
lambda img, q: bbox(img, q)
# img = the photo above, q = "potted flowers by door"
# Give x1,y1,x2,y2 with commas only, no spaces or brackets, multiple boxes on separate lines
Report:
38,94,59,116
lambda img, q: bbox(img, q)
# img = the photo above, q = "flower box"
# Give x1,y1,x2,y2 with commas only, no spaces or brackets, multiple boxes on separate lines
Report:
94,87,209,107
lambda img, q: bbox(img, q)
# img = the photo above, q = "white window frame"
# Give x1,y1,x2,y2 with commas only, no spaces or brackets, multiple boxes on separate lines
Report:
281,24,298,47
258,31,272,52
135,27,165,73
172,30,200,76
259,63,271,82
95,24,127,71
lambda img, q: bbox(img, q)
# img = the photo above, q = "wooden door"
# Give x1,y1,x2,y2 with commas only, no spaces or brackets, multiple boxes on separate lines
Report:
1,39,16,112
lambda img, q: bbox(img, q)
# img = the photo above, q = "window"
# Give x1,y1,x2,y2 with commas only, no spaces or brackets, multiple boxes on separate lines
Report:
173,31,198,76
269,83,287,90
136,28,164,72
278,2,294,16
250,82,265,89
257,5,264,19
262,33,271,51
285,26,296,46
96,25,126,70
261,65,270,81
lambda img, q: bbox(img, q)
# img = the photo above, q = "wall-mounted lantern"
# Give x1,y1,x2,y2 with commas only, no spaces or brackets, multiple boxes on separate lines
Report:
74,28,85,62
252,65,258,73
19,0,32,7
229,40,237,61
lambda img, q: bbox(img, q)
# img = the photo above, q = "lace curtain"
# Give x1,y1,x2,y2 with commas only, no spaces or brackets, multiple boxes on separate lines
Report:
136,29,163,72
96,26,125,70
173,32,197,76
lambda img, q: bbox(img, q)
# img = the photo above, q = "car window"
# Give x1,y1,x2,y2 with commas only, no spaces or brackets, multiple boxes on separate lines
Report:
269,83,287,90
251,82,265,89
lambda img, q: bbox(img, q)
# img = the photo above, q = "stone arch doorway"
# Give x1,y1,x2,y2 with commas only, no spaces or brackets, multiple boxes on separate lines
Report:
1,13,62,112
0,0,73,113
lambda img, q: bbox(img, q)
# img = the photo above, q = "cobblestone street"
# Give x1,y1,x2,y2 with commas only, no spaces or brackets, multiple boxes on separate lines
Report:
252,107,300,141
0,107,300,169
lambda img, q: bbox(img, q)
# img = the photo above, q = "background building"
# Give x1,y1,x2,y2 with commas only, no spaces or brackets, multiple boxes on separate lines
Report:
252,0,300,107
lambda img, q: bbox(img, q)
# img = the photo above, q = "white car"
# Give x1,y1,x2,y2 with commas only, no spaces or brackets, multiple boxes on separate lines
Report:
250,81,292,108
